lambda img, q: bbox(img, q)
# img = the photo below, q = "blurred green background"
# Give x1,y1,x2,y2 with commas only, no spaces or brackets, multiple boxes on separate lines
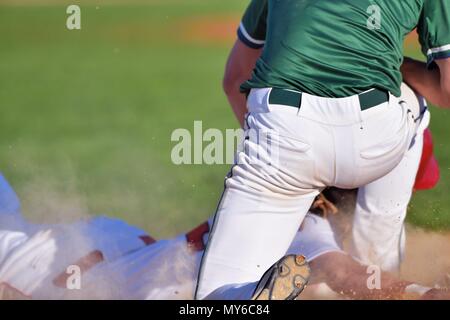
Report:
0,0,449,237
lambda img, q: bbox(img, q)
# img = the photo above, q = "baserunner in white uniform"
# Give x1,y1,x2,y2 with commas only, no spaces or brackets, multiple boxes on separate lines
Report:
1,173,448,300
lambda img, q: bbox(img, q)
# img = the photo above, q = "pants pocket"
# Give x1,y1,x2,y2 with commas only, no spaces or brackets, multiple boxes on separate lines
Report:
359,102,411,161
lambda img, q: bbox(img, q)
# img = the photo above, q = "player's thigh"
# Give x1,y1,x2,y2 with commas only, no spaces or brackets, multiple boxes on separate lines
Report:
195,185,315,299
357,132,423,213
351,133,424,270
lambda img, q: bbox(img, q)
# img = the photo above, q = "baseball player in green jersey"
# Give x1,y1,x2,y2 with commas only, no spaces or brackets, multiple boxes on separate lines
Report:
195,1,450,300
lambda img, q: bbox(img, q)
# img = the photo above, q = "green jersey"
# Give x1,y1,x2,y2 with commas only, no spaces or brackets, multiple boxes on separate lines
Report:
238,0,450,97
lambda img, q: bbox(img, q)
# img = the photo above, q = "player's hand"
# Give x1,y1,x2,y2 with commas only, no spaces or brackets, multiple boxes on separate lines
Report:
420,288,450,300
311,193,339,218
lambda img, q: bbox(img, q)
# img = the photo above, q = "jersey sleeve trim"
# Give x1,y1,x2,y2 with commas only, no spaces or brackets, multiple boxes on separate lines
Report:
237,22,265,49
427,44,450,66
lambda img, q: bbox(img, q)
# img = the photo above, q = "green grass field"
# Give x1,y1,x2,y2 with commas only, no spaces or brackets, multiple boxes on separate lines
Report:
0,1,449,237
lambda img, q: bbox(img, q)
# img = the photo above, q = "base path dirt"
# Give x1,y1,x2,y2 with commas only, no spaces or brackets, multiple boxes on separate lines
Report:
402,227,450,287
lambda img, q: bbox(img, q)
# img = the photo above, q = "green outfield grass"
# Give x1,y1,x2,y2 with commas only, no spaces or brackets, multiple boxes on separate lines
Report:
0,1,449,236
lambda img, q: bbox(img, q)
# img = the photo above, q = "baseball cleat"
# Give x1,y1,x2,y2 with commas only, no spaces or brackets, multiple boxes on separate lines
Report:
251,254,311,300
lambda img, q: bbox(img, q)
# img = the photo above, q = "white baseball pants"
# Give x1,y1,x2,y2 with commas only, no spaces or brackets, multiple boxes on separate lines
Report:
195,88,417,299
351,102,430,273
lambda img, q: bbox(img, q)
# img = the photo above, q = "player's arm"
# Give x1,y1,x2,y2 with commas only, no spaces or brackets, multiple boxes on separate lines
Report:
223,0,267,127
401,57,450,108
223,41,262,127
403,0,450,108
311,252,450,300
311,252,410,300
436,58,450,107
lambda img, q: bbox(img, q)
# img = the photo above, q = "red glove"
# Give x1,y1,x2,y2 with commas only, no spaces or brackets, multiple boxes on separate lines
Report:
414,128,440,191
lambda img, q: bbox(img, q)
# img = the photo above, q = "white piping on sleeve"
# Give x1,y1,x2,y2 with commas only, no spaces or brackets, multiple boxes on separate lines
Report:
427,44,450,56
239,22,265,46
